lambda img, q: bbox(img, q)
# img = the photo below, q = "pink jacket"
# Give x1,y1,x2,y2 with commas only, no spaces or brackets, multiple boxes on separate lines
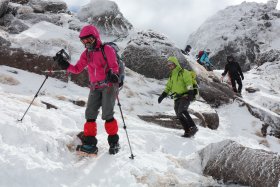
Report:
67,25,119,83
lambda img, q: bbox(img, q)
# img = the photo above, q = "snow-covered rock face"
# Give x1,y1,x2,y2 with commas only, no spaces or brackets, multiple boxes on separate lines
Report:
187,0,280,71
122,30,188,79
77,0,132,38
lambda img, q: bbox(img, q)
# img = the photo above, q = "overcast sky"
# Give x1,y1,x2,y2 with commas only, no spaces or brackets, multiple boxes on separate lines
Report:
63,0,277,48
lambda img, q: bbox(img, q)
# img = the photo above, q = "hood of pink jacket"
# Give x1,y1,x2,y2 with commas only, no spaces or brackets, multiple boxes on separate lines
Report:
79,25,102,48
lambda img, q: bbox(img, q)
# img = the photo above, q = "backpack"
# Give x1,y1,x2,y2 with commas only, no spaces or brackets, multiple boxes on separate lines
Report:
100,42,125,86
196,50,204,63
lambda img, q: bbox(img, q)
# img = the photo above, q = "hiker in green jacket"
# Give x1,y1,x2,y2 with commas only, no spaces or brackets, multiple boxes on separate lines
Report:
158,56,198,137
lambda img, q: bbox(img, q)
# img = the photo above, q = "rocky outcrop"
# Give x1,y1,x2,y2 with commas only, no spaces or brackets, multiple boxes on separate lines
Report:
199,140,280,187
235,97,280,137
139,103,220,130
77,0,132,38
10,0,29,4
0,36,89,87
122,30,188,79
197,75,235,107
187,0,280,71
0,0,9,18
256,49,280,66
29,0,67,13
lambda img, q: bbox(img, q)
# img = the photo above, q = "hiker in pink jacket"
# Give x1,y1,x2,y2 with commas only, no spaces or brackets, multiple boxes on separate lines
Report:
57,25,120,155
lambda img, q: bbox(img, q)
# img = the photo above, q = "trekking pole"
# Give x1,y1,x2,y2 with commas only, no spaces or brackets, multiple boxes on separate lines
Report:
18,49,70,122
18,73,50,122
116,94,135,159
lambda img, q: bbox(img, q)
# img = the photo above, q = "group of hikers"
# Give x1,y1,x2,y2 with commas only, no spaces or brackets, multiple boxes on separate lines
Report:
182,45,244,95
55,24,244,156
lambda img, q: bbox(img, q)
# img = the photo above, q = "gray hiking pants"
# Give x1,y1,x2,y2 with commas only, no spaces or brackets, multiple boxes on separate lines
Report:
174,97,196,131
85,85,118,120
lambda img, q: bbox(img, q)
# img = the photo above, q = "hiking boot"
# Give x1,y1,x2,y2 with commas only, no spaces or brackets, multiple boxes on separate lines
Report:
109,142,120,155
182,126,198,138
76,144,98,155
108,134,120,155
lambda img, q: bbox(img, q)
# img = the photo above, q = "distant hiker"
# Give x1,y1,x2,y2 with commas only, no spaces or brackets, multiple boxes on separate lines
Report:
56,24,120,155
222,55,244,95
158,56,198,138
196,49,214,71
182,45,192,55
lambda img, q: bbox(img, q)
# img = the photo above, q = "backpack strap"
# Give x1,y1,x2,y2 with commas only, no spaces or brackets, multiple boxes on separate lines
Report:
100,44,108,70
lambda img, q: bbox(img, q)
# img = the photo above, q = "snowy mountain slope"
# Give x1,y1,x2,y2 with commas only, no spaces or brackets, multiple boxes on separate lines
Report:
0,62,279,186
187,0,280,70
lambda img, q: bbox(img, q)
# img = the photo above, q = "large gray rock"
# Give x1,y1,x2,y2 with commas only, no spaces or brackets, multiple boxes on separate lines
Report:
8,18,29,33
122,30,188,79
77,0,132,38
17,13,61,25
189,101,220,129
256,49,280,66
197,75,235,107
0,13,14,27
29,0,67,13
0,35,11,47
0,0,9,18
199,140,280,187
209,38,259,71
0,44,89,87
10,0,29,4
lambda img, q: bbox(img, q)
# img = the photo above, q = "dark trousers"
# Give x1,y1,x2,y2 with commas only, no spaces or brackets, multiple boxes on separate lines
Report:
174,97,196,132
86,85,117,120
230,77,242,93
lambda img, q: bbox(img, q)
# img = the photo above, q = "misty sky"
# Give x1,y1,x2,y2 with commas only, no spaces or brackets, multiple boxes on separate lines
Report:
63,0,277,48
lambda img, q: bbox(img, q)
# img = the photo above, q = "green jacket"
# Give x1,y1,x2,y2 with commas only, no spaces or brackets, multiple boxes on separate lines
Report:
164,56,196,98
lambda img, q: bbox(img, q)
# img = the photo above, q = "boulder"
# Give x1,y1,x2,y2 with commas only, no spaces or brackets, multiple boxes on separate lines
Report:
197,75,235,107
0,0,9,18
77,0,132,38
199,140,280,187
0,13,14,27
0,44,89,87
17,13,61,25
8,18,29,33
256,49,280,66
189,101,219,129
29,0,67,13
10,0,29,4
122,30,188,79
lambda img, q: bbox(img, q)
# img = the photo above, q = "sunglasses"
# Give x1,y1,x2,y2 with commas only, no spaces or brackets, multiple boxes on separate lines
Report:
80,36,96,45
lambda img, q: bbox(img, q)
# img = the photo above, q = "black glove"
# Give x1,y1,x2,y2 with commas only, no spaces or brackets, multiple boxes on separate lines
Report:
54,54,70,70
158,92,168,104
187,90,195,101
241,75,244,80
119,80,124,87
107,70,119,83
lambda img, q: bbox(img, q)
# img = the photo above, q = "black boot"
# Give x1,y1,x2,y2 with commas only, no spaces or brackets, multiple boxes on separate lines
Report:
76,136,98,155
108,134,120,155
182,126,198,138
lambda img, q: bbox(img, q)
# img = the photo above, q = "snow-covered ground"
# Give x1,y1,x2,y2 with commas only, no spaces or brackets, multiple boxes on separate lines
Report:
0,60,279,186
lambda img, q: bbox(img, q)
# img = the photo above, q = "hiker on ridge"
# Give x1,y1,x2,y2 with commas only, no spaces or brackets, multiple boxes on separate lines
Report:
222,55,244,95
158,56,198,137
197,49,214,71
